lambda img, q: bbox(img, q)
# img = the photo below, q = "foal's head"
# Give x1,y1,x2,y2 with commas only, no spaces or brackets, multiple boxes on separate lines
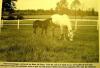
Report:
44,18,52,26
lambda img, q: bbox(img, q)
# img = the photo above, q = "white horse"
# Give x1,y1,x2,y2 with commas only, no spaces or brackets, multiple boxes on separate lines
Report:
50,14,74,41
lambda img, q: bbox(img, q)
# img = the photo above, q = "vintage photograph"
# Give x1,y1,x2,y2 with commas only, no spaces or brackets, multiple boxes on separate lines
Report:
0,0,99,63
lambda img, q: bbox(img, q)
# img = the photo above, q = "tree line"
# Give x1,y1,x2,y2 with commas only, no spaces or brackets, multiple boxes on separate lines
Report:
2,0,98,20
2,8,98,19
14,8,97,16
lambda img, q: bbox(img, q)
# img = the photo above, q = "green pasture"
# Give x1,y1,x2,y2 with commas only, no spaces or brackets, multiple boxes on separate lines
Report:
0,19,99,62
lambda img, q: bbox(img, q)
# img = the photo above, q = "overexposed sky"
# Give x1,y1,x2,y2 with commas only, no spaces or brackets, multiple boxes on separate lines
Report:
16,0,98,10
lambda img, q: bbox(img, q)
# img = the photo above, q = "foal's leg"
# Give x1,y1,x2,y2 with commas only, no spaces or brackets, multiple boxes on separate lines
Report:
40,28,47,38
41,28,43,35
33,27,37,34
45,28,47,36
41,28,45,35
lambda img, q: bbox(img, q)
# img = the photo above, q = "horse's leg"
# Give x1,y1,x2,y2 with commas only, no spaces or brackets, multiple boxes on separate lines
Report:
59,25,64,40
59,26,64,40
62,26,66,40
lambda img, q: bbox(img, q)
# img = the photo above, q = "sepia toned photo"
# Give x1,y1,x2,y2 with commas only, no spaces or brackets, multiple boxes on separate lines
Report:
0,0,99,64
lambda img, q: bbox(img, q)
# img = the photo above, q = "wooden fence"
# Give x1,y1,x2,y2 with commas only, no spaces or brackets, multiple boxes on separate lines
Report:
0,19,99,30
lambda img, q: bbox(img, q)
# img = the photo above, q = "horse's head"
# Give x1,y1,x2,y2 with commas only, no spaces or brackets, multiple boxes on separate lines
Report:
68,30,75,41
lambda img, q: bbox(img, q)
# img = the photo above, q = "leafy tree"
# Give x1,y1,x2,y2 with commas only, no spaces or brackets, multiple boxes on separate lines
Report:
56,0,68,14
70,0,81,10
2,0,17,14
70,0,81,18
91,8,95,15
2,0,17,19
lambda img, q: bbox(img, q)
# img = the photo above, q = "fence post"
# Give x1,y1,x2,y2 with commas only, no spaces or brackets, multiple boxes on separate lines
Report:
75,19,77,30
17,19,19,29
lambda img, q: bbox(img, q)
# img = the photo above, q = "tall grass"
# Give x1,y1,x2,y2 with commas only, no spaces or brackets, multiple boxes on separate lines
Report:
0,20,99,62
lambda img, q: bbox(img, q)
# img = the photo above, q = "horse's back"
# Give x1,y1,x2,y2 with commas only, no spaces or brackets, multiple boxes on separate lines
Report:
51,14,71,26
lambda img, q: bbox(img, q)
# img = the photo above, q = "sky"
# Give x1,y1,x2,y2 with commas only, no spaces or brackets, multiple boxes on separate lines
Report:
16,0,98,11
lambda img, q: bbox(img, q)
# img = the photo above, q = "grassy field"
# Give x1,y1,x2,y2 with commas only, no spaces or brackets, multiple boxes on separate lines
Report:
0,18,99,63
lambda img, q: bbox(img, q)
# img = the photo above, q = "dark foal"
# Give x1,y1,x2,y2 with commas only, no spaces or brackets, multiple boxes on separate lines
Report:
33,18,51,35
